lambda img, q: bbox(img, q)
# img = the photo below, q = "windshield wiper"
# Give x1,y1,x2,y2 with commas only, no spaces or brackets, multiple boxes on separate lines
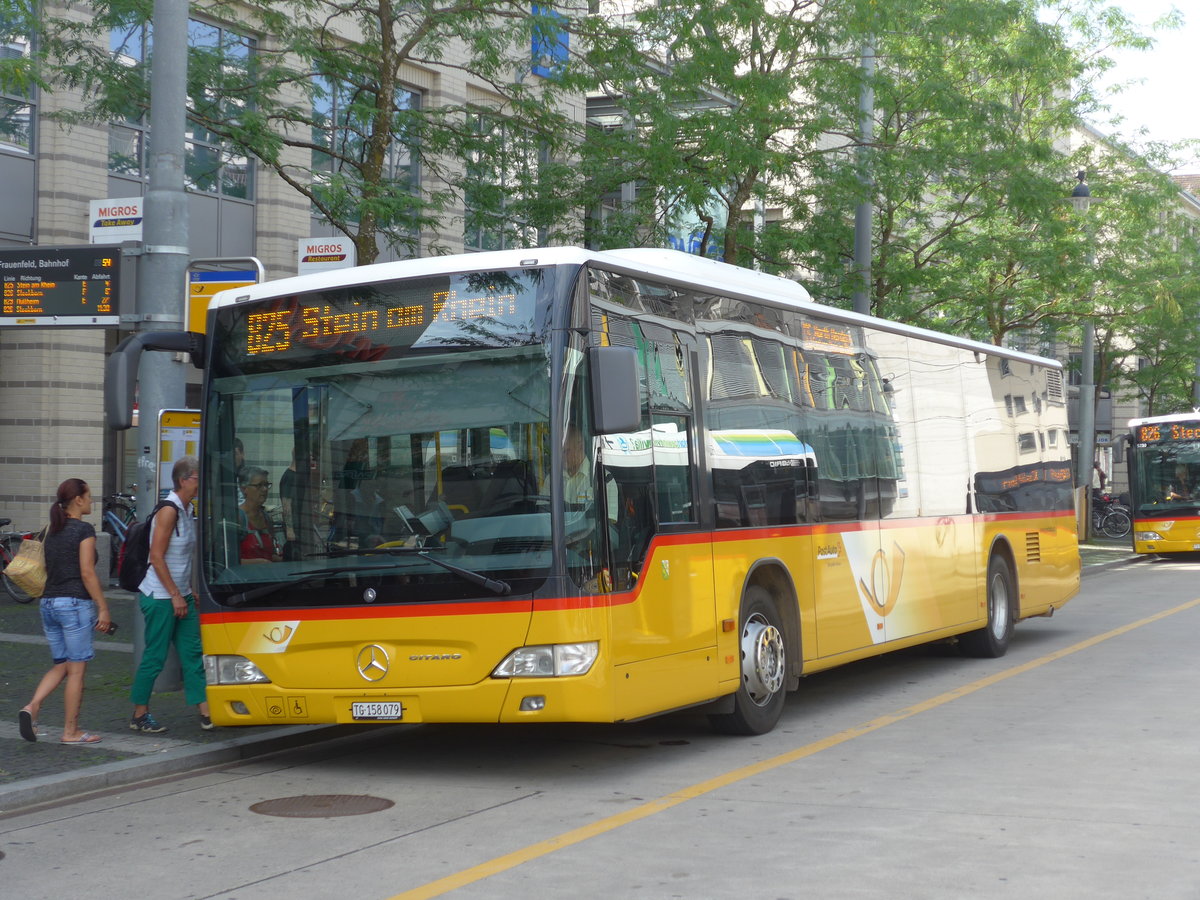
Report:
304,545,433,559
417,551,511,596
227,563,411,606
225,551,511,605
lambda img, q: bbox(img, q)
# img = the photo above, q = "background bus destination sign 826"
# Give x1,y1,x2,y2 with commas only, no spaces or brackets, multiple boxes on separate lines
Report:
0,245,121,326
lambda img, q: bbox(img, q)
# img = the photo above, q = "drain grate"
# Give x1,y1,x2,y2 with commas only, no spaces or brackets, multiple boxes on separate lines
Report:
250,794,395,818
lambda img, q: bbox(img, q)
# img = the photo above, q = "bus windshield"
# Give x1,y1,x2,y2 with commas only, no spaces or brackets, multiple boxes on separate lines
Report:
201,266,559,608
1131,438,1200,515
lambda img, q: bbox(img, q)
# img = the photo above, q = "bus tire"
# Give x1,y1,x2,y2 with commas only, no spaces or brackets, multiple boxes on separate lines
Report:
709,585,787,735
959,555,1014,658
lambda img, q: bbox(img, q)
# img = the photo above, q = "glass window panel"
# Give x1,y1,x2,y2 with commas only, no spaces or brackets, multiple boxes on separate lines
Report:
0,98,31,152
188,19,219,48
652,415,694,523
109,18,252,198
108,125,143,174
110,24,144,62
186,141,221,193
221,150,252,198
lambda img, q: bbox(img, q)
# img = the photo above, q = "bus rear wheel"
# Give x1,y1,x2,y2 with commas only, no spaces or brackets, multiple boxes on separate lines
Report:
709,586,787,735
959,555,1014,658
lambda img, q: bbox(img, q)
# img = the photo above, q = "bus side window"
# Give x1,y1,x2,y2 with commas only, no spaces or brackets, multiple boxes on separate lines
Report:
616,480,655,578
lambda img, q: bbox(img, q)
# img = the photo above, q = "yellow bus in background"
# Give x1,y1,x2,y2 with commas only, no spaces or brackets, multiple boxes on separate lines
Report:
107,247,1079,734
1128,413,1200,555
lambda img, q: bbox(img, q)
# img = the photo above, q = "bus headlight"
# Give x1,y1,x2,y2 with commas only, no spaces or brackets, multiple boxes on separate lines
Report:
492,642,599,678
204,655,272,685
1134,530,1163,542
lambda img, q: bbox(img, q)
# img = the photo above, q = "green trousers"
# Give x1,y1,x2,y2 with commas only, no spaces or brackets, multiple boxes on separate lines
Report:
130,593,207,707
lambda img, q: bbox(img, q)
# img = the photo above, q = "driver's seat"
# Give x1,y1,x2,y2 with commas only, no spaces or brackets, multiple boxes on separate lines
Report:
476,460,537,513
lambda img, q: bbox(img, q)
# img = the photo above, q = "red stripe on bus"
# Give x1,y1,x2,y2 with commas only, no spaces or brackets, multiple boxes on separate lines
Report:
200,510,1072,625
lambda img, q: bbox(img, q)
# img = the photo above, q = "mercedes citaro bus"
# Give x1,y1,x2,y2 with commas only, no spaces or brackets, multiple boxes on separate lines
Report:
106,247,1078,734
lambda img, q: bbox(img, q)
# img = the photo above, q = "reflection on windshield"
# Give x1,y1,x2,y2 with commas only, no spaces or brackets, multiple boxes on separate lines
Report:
204,346,553,607
1134,442,1200,515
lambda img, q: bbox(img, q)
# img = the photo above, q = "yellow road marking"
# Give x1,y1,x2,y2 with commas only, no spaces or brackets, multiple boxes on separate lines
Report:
393,598,1200,899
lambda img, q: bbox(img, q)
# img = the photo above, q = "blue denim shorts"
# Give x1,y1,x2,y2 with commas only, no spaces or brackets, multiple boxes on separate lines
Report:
39,596,98,663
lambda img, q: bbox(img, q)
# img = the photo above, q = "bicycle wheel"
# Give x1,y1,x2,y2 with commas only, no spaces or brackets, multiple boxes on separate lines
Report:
1102,508,1132,539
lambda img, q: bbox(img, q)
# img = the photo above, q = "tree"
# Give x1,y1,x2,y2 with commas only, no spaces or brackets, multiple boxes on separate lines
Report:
795,0,1158,340
1071,145,1200,416
570,0,1183,360
567,0,868,268
22,0,581,264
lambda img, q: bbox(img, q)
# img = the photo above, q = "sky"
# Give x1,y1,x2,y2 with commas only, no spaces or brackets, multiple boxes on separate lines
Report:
1092,3,1200,172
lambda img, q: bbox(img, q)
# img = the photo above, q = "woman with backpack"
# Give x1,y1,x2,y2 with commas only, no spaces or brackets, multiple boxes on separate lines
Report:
18,477,112,743
128,456,212,733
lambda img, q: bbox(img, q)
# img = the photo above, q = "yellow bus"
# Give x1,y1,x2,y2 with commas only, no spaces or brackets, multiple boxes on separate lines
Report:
1128,413,1200,555
106,247,1079,734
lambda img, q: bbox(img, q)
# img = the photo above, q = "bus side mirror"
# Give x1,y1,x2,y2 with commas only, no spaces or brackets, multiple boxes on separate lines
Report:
588,345,640,435
1112,435,1126,463
105,331,206,430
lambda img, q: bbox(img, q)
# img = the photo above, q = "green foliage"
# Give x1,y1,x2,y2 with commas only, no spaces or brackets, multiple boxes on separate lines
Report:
1073,148,1200,414
30,0,579,263
21,0,1200,405
567,0,854,267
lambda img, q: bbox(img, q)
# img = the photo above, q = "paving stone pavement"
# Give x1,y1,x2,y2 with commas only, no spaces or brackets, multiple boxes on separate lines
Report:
0,585,345,813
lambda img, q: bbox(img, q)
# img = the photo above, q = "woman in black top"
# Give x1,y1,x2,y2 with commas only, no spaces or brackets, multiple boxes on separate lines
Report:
17,478,112,744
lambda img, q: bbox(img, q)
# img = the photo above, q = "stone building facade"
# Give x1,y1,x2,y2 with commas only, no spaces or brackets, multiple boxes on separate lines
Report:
0,3,582,529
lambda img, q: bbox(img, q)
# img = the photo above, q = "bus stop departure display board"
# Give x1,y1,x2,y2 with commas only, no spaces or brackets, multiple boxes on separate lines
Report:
0,246,121,326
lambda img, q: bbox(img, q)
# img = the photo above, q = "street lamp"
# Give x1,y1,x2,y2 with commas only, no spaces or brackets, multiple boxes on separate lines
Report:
1069,170,1099,540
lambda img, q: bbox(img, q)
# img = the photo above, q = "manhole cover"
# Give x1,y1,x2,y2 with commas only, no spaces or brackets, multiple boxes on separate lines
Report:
250,794,394,818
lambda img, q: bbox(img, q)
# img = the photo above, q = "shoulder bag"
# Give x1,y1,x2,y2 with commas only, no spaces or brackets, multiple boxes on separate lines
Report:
4,527,48,598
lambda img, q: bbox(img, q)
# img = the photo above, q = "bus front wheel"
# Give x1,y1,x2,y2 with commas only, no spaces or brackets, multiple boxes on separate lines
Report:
959,555,1014,658
709,586,787,735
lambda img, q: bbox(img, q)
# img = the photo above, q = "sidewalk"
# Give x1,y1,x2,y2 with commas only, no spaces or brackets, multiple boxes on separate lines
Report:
2,540,1140,815
1079,535,1142,571
0,585,345,814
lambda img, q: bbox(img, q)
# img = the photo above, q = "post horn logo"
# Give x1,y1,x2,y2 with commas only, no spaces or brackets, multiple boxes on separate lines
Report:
263,625,294,644
858,542,906,616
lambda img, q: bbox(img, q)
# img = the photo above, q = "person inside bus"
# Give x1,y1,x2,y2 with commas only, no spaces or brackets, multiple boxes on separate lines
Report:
238,466,282,563
233,437,246,504
1166,465,1193,501
563,424,594,510
563,423,610,590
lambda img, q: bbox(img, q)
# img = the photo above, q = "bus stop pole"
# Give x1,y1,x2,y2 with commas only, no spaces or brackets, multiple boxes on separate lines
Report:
132,0,190,692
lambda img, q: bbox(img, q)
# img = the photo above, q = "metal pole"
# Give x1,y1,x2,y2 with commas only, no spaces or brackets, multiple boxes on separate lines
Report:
1076,224,1098,542
132,0,190,693
1068,171,1097,543
851,38,875,316
1077,318,1096,541
134,0,189,520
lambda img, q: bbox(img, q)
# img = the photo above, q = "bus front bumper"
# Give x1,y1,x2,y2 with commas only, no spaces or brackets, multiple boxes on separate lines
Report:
205,677,619,727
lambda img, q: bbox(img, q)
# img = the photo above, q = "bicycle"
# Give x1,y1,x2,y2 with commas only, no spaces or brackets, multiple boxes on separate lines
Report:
102,490,138,580
0,518,38,603
1091,493,1132,539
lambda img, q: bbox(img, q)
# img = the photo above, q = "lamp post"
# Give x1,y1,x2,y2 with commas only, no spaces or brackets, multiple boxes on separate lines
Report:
1069,170,1098,540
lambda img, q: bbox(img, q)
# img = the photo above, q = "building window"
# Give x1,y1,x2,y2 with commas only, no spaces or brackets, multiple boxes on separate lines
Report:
310,76,421,227
0,31,34,154
463,111,540,252
108,17,254,199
